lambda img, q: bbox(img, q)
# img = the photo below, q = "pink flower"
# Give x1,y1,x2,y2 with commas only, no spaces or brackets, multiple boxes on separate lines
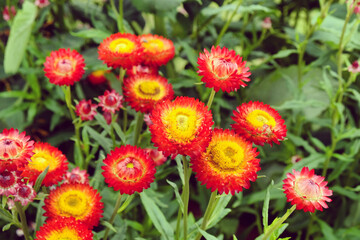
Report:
98,90,123,114
261,17,272,29
144,113,153,126
35,0,50,8
63,167,90,185
348,60,360,73
145,148,167,166
0,169,20,196
75,99,98,121
14,183,36,206
3,6,16,21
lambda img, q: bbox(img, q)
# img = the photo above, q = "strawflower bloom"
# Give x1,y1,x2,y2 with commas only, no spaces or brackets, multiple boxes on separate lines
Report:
21,142,68,187
126,64,158,76
14,183,36,206
0,169,20,196
283,167,333,213
144,113,153,126
261,17,272,29
35,217,93,240
197,46,251,92
140,34,175,66
98,33,143,69
43,183,103,228
88,69,110,85
3,6,16,21
103,111,113,125
149,96,214,158
102,145,156,195
231,101,287,146
63,167,90,185
145,148,167,166
191,128,260,195
0,128,34,169
44,48,85,86
123,74,174,113
35,0,50,8
348,60,360,73
75,99,98,121
98,89,123,113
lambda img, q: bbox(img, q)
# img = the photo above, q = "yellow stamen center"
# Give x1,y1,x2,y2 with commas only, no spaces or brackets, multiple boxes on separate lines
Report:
58,190,88,218
92,70,106,77
47,228,81,240
134,80,164,100
143,39,165,52
209,140,244,170
29,152,57,171
165,108,198,143
109,38,135,53
126,162,134,168
246,109,276,129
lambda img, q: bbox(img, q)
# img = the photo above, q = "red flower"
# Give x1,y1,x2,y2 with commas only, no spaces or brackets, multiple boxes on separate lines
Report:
44,48,85,86
123,74,174,113
3,6,16,21
0,169,20,196
197,46,251,92
231,101,287,146
98,33,143,69
88,70,110,84
283,167,333,213
35,217,93,240
21,142,68,187
191,128,260,195
102,145,156,195
43,183,103,228
149,96,214,158
14,183,36,206
145,148,167,166
75,99,98,121
63,167,89,185
140,34,175,66
98,89,123,113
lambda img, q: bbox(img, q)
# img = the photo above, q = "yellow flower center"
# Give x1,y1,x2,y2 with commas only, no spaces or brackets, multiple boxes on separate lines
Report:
109,38,135,53
134,80,164,100
47,228,81,240
165,108,198,143
126,162,134,168
295,178,322,201
209,140,244,170
58,190,88,218
92,70,106,77
246,110,276,129
29,152,57,171
143,39,165,53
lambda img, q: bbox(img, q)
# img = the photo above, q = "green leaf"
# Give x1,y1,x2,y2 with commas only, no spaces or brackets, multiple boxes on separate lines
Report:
101,220,117,233
179,41,198,67
34,200,46,232
117,194,135,214
0,208,13,222
112,122,127,144
196,226,219,240
208,194,232,228
166,180,184,213
316,218,337,240
175,155,185,185
34,166,49,192
140,190,174,240
85,126,112,153
0,90,34,100
332,186,359,200
262,180,274,229
233,235,238,240
125,219,144,232
4,1,37,74
132,0,184,12
71,29,111,43
2,223,13,231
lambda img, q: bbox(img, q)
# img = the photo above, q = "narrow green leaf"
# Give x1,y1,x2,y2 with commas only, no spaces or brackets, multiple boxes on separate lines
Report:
34,200,45,232
175,155,185,185
208,194,232,228
0,90,34,99
316,218,337,240
112,122,127,144
34,166,49,192
125,219,144,232
196,226,219,240
262,180,274,229
85,126,112,153
166,180,184,213
70,29,111,43
0,208,13,222
117,194,135,214
233,235,238,240
332,186,359,200
2,223,13,231
101,220,117,233
4,1,37,74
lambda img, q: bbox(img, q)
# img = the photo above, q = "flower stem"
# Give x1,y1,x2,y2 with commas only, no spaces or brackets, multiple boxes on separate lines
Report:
195,190,218,240
206,89,216,109
15,201,31,240
118,0,125,33
133,112,144,146
262,205,296,240
103,193,123,240
110,113,116,148
182,155,191,240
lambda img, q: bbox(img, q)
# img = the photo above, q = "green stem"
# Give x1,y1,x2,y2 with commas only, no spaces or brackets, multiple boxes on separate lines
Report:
175,206,182,240
304,214,315,240
103,193,123,240
154,14,166,36
133,112,144,146
194,191,218,240
262,205,296,240
206,89,216,109
182,155,191,240
110,113,116,148
118,0,124,33
15,202,31,240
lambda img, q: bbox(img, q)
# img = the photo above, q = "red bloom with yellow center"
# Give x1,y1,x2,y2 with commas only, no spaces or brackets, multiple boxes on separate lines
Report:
35,217,93,240
231,101,287,146
283,167,333,213
43,183,103,228
0,128,34,170
123,74,174,113
197,46,251,92
102,145,156,195
21,142,68,187
98,33,142,69
191,128,260,195
98,89,123,114
88,69,110,84
75,99,98,121
140,34,175,66
44,48,85,86
149,96,214,158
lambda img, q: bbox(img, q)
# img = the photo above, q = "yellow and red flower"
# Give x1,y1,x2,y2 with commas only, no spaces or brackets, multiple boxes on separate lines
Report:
44,48,85,86
75,99,98,121
98,89,123,114
149,96,214,158
35,217,93,240
191,128,260,195
21,142,68,187
231,101,287,146
102,145,156,195
0,128,34,170
197,46,251,92
283,167,333,213
98,33,142,69
43,183,103,228
123,74,174,113
140,34,175,66
126,64,158,76
88,69,110,84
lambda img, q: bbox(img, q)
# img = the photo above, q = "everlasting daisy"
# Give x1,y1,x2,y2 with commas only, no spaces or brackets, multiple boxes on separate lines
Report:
3,6,16,21
21,142,68,187
231,101,287,146
140,34,175,66
102,145,156,195
88,69,110,84
191,128,260,195
75,99,98,121
149,96,214,158
348,60,360,73
14,183,36,206
126,64,158,76
0,128,34,170
35,217,93,240
98,89,123,113
0,169,20,196
63,167,90,185
197,46,251,92
145,148,167,166
43,183,103,228
44,48,85,86
283,167,333,213
98,33,142,69
123,74,174,113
